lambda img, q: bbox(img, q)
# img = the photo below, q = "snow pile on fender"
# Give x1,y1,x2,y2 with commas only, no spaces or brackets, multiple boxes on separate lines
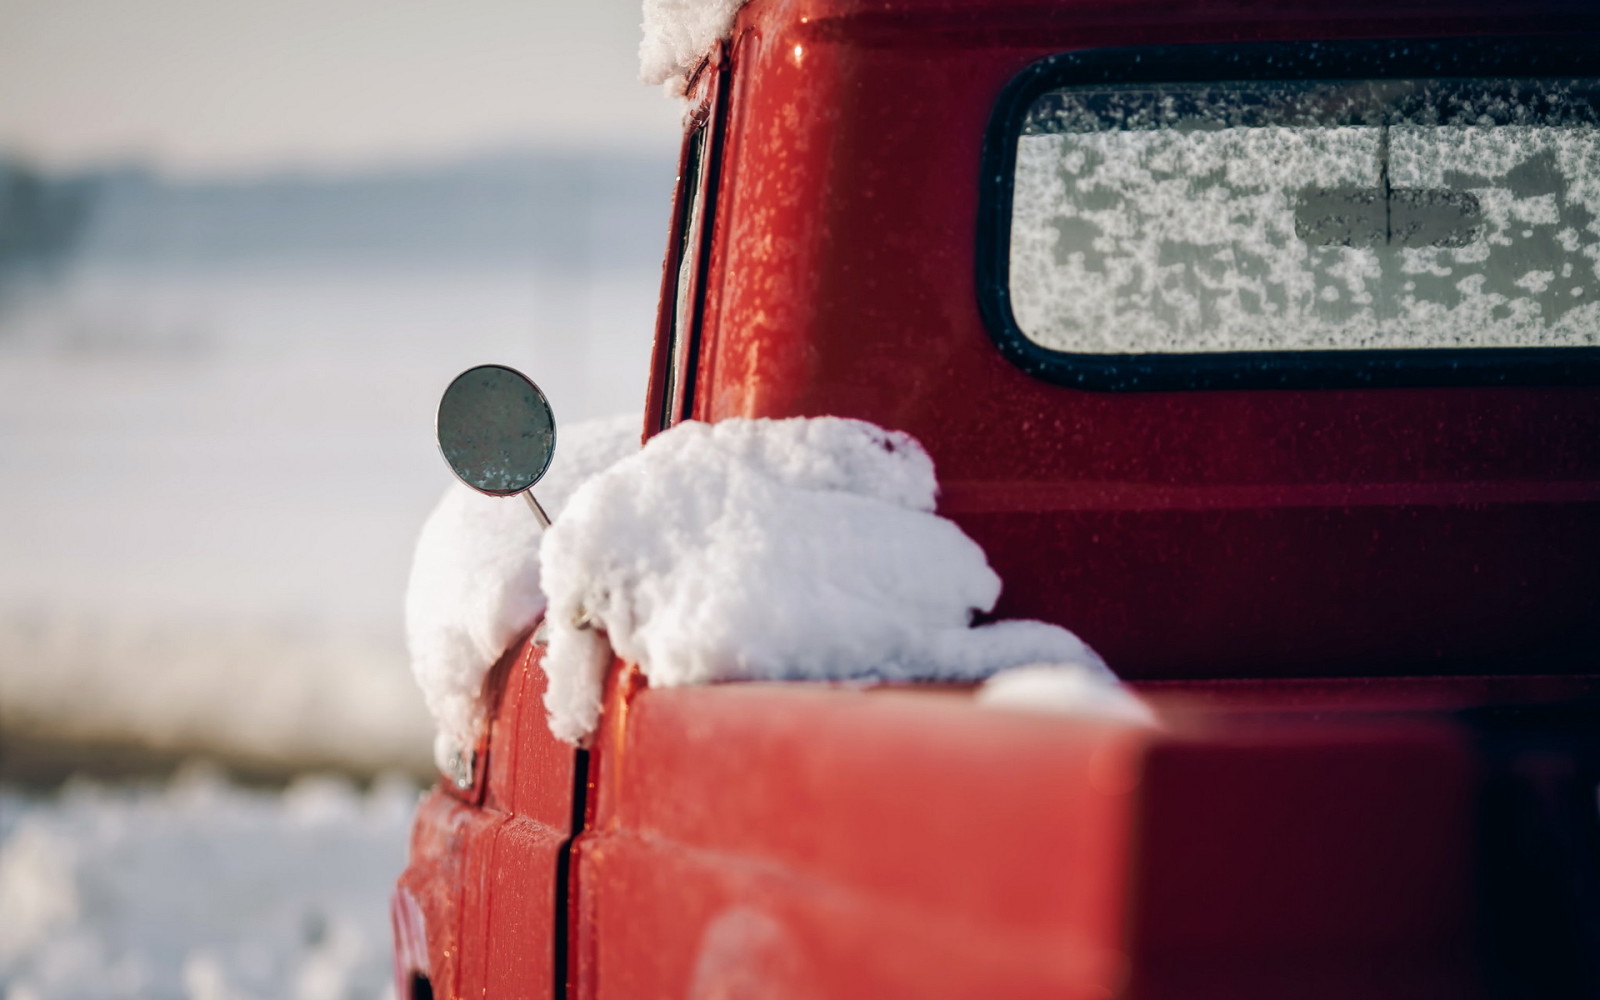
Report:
640,0,749,89
405,415,640,771
539,416,1138,744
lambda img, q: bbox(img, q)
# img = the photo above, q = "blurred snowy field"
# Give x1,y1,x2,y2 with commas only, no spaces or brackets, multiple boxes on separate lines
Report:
0,765,418,1000
0,152,667,995
0,150,671,779
1,3,679,993
0,261,657,777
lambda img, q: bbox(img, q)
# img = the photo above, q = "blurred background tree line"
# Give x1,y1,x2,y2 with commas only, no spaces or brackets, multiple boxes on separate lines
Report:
0,158,91,299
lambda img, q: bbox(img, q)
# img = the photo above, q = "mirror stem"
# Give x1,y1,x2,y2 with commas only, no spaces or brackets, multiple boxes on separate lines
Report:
523,490,552,529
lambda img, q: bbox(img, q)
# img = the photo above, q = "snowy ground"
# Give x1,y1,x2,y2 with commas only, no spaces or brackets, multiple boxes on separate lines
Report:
0,765,418,1000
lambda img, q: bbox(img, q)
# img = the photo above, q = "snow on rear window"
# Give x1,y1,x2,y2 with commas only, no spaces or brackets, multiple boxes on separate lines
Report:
1008,78,1600,354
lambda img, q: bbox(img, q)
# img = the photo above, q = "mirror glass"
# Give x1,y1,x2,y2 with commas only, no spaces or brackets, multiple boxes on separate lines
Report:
436,364,556,495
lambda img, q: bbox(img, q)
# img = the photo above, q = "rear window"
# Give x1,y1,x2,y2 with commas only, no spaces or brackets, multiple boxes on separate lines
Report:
981,39,1600,389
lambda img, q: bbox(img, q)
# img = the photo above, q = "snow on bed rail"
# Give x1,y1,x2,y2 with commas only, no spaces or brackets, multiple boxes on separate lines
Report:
978,664,1156,725
640,0,749,89
539,416,1139,744
405,415,640,771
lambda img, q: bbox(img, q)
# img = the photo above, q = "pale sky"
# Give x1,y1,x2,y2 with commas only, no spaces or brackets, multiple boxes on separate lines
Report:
0,0,682,175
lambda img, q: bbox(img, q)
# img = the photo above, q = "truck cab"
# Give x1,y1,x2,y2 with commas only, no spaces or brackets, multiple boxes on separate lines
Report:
394,1,1600,996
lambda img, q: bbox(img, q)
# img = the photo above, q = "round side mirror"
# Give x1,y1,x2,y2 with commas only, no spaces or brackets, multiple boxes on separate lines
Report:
436,364,556,524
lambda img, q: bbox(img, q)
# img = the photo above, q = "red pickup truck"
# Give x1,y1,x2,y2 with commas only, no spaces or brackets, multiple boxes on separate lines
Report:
393,1,1600,997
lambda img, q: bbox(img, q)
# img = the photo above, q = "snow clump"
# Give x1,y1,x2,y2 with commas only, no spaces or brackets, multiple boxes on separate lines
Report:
640,0,749,90
405,415,640,772
539,416,1133,744
978,664,1156,726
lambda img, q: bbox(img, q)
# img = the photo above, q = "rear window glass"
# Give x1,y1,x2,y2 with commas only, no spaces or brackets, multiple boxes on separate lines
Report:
1008,76,1600,356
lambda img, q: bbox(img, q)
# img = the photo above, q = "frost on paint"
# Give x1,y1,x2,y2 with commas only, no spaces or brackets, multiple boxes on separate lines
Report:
538,416,1132,745
978,664,1157,726
405,415,640,772
640,0,748,90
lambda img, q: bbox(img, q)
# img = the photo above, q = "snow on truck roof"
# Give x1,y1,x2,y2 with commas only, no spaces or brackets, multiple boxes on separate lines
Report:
638,0,1600,89
640,0,750,88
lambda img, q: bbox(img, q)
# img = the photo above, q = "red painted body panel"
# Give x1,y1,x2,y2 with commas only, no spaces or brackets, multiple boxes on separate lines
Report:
575,666,1141,998
394,633,576,1000
395,1,1600,997
393,791,470,997
696,0,1600,680
567,666,1481,998
1127,723,1478,999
